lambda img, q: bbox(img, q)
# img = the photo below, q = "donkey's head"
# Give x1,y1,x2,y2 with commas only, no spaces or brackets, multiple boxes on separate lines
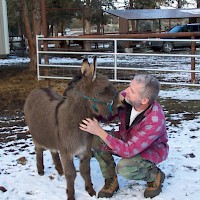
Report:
71,57,122,119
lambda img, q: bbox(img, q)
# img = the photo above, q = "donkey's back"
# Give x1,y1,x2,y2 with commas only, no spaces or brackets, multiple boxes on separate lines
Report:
24,87,63,150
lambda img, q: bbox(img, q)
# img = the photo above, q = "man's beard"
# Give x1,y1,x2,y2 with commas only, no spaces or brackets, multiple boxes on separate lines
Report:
125,98,142,109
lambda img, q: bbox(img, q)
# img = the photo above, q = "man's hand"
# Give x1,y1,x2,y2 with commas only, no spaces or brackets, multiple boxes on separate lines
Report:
79,118,102,136
79,118,112,148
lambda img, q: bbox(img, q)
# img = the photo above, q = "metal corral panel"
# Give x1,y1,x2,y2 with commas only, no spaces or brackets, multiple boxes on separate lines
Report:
105,8,200,20
0,0,9,57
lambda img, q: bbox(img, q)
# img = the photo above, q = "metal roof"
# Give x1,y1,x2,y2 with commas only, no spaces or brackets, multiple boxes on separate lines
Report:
105,8,200,20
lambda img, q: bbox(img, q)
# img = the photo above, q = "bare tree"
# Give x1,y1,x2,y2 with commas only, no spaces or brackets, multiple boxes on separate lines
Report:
21,0,41,71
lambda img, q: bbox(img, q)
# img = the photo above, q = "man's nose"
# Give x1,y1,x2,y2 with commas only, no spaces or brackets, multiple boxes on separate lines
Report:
124,87,130,94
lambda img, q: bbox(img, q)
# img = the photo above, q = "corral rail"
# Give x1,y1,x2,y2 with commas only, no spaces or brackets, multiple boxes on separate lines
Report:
36,34,200,87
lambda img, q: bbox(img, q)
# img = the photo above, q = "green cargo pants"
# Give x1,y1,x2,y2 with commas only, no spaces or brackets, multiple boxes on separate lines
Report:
92,136,158,182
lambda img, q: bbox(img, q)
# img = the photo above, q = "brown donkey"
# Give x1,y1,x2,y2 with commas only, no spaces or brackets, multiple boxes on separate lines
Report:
24,57,121,200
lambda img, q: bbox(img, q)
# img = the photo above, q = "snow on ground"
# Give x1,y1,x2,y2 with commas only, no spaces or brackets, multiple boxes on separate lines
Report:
0,56,200,200
159,88,200,100
0,56,30,66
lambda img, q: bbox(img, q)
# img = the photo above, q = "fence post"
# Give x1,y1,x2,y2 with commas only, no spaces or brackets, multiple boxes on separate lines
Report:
191,35,196,83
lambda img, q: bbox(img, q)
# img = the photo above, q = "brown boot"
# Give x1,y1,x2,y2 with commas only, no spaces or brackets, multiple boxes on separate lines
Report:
98,175,119,198
144,169,165,198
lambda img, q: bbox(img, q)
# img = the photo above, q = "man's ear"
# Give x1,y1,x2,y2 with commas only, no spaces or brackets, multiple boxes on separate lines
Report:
142,97,149,105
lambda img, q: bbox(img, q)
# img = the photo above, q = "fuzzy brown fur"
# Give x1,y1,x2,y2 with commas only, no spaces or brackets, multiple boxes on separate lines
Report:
24,57,121,200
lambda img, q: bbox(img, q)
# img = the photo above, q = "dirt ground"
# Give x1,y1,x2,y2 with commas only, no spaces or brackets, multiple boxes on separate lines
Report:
0,65,39,115
0,64,71,116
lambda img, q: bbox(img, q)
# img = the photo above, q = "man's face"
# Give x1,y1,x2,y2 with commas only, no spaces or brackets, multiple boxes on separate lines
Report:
124,80,144,108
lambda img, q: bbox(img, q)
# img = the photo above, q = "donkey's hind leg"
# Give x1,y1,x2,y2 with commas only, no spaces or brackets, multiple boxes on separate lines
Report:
50,151,63,175
60,152,76,200
35,145,44,175
80,150,96,197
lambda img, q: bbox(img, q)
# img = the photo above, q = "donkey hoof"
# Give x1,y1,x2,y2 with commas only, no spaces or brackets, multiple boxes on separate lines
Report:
58,171,64,176
67,198,75,200
38,171,44,176
56,168,63,175
86,187,96,196
66,189,75,200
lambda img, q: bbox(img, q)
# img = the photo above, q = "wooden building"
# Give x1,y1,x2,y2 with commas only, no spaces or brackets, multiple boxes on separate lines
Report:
105,8,200,33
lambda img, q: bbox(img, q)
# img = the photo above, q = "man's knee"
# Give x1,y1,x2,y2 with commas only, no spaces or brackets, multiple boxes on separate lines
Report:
116,156,141,180
116,155,156,181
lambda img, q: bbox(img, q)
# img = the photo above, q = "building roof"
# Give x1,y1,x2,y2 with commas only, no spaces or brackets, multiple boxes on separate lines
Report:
105,8,200,20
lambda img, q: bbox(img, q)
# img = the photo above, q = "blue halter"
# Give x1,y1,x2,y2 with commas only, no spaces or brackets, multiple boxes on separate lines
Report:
82,92,118,114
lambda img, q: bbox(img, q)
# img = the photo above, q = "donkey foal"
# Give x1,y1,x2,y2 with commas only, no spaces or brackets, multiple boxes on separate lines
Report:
24,57,121,200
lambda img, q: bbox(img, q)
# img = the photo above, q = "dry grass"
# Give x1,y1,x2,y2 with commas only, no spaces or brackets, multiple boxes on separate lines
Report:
0,65,69,115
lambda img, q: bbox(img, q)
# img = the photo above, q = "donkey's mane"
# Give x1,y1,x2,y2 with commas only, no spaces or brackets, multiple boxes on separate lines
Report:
63,73,82,96
64,73,110,97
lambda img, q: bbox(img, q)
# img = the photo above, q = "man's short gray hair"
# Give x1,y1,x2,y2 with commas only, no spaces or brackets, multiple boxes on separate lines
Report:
133,74,160,104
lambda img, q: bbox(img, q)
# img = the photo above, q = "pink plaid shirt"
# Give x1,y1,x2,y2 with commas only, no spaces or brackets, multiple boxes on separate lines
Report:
105,101,169,164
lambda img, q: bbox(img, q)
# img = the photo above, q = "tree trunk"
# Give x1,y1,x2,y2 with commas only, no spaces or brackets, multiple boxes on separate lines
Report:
21,0,33,70
32,0,41,38
97,23,101,34
197,0,200,7
197,0,200,23
84,1,91,35
32,0,41,69
21,0,41,71
83,1,91,50
54,24,59,48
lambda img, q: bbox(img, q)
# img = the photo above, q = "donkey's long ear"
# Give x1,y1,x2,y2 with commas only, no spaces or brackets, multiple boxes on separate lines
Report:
81,57,97,80
81,58,93,77
91,56,97,81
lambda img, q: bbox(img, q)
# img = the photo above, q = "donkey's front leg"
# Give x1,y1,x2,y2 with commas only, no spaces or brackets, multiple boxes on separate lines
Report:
80,150,96,197
60,152,76,200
